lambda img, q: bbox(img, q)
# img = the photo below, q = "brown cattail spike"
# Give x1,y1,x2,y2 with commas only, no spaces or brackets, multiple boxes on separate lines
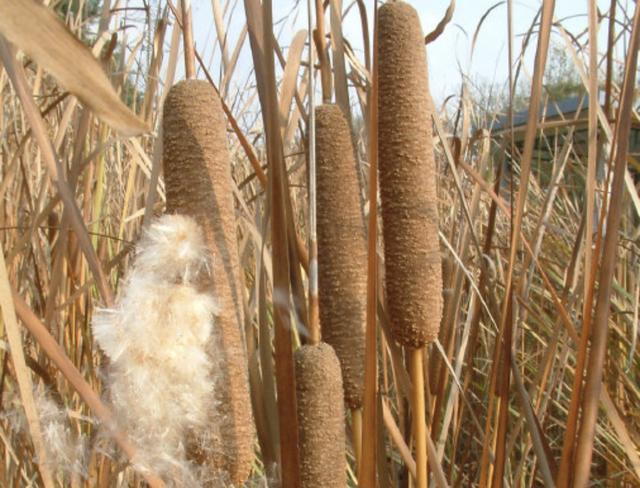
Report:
295,343,347,487
315,104,366,410
163,79,255,485
378,1,443,348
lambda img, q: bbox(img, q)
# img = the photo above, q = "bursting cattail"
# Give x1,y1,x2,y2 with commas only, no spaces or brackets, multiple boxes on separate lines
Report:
315,104,366,409
93,215,217,484
163,79,255,485
377,1,443,347
295,343,347,488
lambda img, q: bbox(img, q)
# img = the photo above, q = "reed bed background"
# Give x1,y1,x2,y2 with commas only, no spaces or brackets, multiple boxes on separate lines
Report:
0,0,639,486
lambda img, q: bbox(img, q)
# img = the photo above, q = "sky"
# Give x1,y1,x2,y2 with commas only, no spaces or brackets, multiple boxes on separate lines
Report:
185,0,625,105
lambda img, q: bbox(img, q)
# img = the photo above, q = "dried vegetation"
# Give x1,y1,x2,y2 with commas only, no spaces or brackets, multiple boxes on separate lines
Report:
0,0,638,486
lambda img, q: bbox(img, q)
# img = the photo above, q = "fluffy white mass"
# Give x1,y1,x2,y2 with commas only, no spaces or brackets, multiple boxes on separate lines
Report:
92,215,218,483
132,214,211,283
34,388,87,481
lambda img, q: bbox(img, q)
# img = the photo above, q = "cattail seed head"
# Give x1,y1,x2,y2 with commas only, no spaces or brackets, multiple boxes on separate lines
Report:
93,215,217,483
295,343,347,488
163,79,255,485
315,104,366,409
377,1,443,348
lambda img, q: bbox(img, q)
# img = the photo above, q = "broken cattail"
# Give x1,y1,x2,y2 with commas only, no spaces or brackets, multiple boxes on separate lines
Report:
377,1,443,349
163,79,255,485
93,214,217,483
315,104,366,410
295,343,347,488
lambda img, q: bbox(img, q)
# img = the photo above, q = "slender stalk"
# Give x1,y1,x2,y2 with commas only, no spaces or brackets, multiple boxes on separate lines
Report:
0,245,54,488
307,0,320,345
359,2,378,484
410,348,427,488
261,0,302,484
313,0,331,102
556,1,599,483
180,0,195,79
352,408,363,473
604,0,616,119
479,2,555,484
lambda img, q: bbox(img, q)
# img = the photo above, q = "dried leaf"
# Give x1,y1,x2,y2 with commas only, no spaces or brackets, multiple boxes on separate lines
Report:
0,0,149,136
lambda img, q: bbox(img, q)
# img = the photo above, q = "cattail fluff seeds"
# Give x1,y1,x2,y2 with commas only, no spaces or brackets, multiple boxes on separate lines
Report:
378,1,443,348
163,79,255,485
34,388,87,480
92,215,217,482
295,343,347,488
315,104,366,409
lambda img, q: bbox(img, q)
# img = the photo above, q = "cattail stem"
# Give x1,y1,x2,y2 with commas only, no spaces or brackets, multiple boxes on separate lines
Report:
410,348,427,488
359,6,379,484
259,0,302,484
307,0,320,345
313,0,331,102
180,0,195,79
352,407,363,473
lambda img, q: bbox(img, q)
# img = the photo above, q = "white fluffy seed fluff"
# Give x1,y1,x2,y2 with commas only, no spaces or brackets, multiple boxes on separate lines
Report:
0,387,88,481
92,215,219,483
33,388,88,480
132,214,211,284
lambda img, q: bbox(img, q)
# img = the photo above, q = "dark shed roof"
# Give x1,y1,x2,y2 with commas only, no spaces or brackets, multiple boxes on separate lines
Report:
493,93,600,131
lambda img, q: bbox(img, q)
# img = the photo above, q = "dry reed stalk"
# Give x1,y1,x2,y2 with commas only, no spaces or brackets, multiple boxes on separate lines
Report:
294,343,347,488
572,3,640,484
307,0,320,347
0,243,55,488
313,0,331,101
378,2,442,486
0,39,115,308
179,0,195,80
315,104,366,411
163,79,255,485
556,1,598,483
359,4,380,484
478,2,554,485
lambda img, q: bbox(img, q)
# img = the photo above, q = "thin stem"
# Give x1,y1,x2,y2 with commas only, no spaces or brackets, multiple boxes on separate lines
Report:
573,2,640,485
314,0,331,102
307,0,320,345
359,2,378,483
352,408,363,475
411,347,427,488
180,0,195,79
